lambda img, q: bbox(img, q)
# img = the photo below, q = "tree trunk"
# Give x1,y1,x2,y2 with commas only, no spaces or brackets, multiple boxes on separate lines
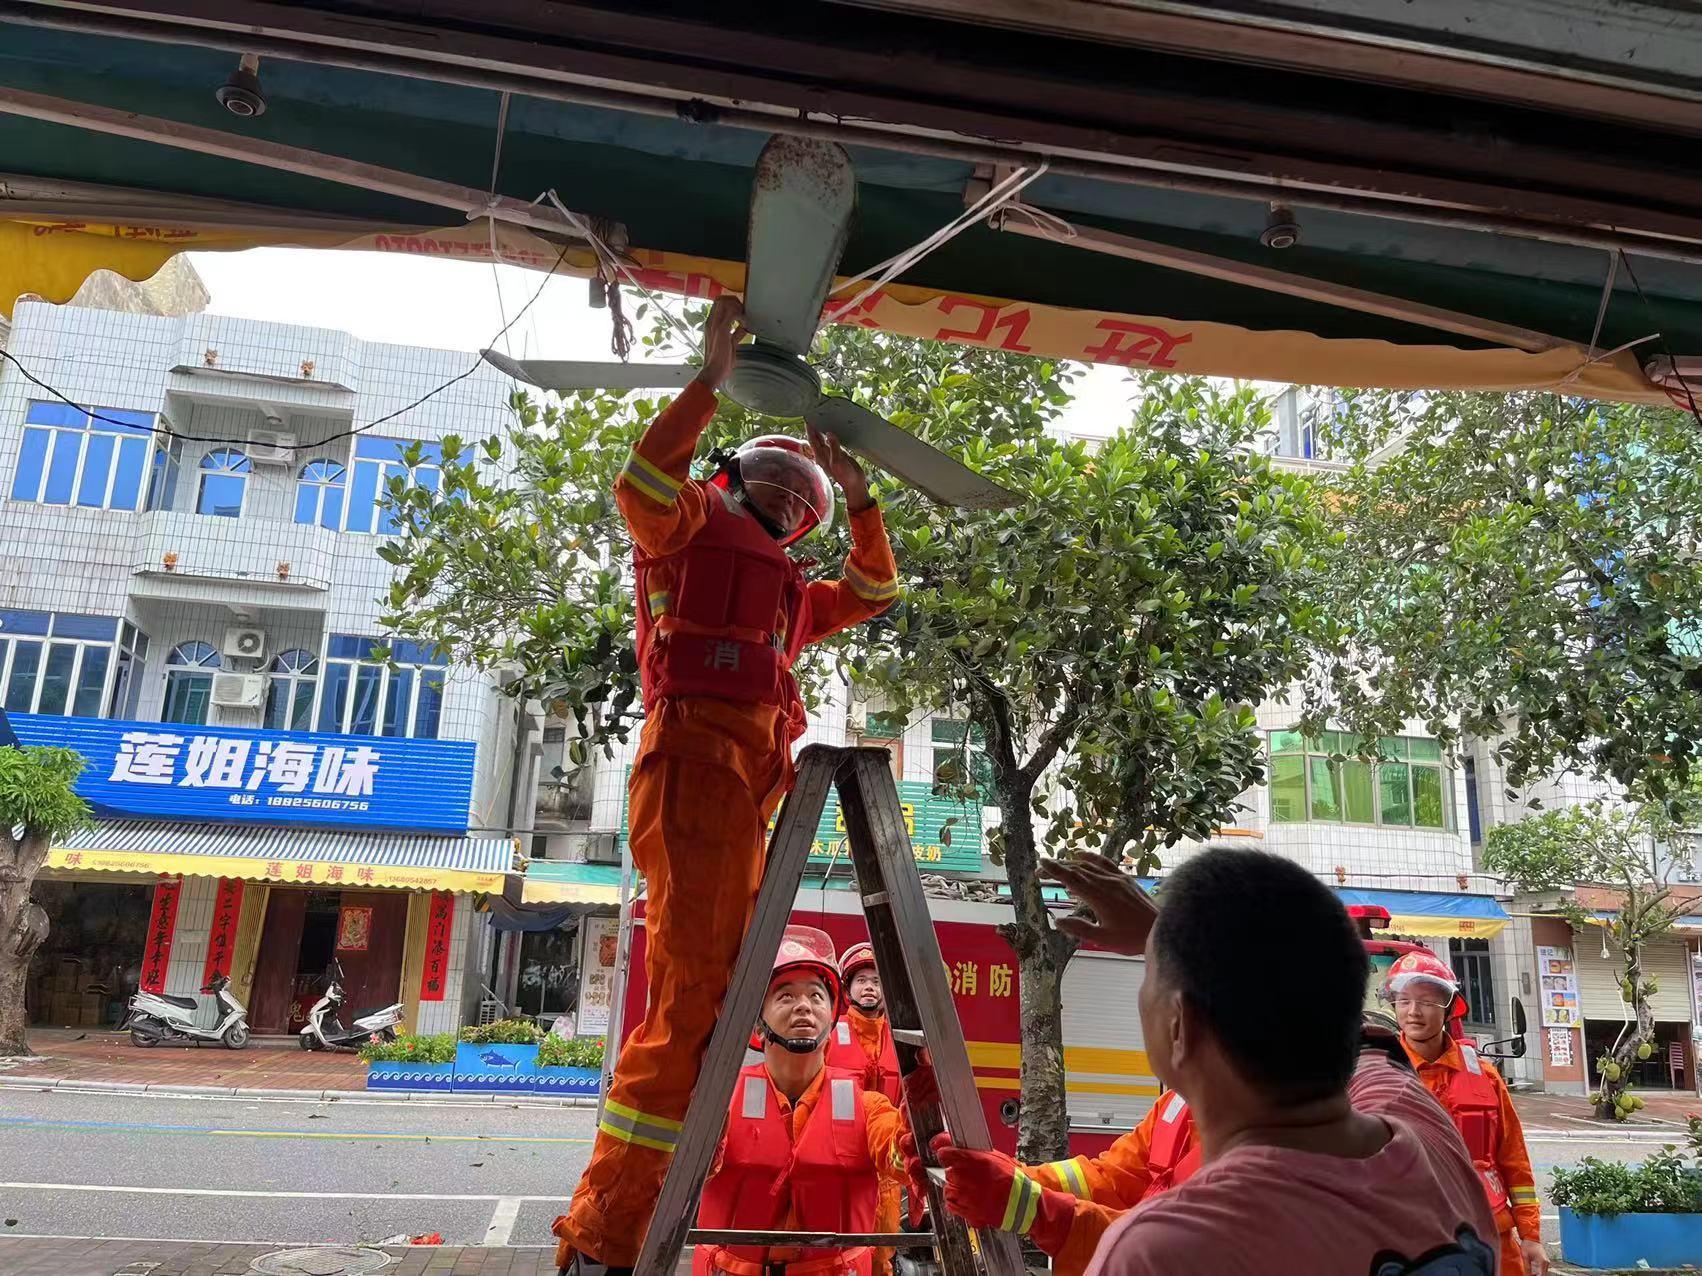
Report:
1595,915,1657,1121
0,829,52,1056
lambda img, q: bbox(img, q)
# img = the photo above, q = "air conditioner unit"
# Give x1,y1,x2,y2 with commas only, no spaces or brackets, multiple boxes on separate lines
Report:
210,672,266,709
583,833,621,865
248,429,296,465
222,627,266,660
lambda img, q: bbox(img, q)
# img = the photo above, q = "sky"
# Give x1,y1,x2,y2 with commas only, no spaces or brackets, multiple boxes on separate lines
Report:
186,247,1141,436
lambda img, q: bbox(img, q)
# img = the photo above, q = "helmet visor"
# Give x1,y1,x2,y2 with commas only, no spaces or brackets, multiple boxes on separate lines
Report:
738,447,834,541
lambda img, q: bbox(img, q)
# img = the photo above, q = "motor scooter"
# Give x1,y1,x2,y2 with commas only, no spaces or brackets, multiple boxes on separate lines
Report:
124,972,250,1049
298,959,404,1052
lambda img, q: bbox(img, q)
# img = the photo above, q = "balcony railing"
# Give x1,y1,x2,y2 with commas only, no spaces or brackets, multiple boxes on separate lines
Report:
132,508,337,590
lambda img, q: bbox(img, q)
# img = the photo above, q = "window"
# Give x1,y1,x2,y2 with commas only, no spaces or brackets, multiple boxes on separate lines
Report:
107,622,150,719
317,635,445,738
1269,732,1452,830
264,648,319,731
145,433,183,512
162,640,220,726
293,459,347,530
345,437,441,535
1449,938,1496,1026
0,610,120,717
932,718,994,803
10,402,154,511
196,448,250,518
1463,757,1483,845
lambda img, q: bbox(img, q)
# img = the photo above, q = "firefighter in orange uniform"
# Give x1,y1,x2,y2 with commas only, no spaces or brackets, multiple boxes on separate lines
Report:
555,297,901,1276
1387,950,1548,1276
695,925,910,1276
825,942,903,1274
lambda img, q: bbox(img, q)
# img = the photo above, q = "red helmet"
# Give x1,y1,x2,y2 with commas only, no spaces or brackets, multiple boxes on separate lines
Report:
839,941,877,984
1384,950,1470,1022
710,435,834,546
752,925,844,1052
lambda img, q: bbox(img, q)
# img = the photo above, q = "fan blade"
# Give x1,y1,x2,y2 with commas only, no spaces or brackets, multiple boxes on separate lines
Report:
743,136,855,356
806,397,1020,510
480,349,695,391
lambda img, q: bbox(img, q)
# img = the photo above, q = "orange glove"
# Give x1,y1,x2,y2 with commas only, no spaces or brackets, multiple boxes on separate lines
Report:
903,1059,940,1111
930,1132,1074,1254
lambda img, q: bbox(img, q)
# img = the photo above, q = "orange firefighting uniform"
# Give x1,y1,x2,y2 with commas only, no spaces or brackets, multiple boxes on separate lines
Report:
1025,1091,1199,1276
827,1010,903,1274
695,1063,910,1276
555,380,900,1268
1402,1035,1542,1275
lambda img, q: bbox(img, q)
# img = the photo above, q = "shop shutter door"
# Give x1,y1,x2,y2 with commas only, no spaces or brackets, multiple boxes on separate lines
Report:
1577,932,1693,1020
1061,952,1157,1132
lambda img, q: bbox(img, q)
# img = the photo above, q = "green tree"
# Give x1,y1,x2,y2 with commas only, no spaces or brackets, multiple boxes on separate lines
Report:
1484,799,1698,1120
379,323,1324,1160
0,744,92,1055
1300,390,1702,807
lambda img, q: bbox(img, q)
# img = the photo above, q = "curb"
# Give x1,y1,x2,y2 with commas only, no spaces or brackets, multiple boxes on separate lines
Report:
0,1075,598,1107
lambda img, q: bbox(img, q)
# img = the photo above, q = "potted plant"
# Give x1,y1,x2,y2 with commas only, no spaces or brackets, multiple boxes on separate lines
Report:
1552,1116,1702,1268
454,1018,545,1092
536,1034,605,1096
359,1032,456,1091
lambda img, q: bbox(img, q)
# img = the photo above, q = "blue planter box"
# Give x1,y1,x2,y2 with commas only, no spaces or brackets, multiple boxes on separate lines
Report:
1559,1206,1702,1268
366,1061,454,1092
534,1065,600,1097
454,1042,541,1092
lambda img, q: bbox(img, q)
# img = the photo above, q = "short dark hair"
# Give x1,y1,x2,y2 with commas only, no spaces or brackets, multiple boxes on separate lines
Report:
1150,848,1367,1104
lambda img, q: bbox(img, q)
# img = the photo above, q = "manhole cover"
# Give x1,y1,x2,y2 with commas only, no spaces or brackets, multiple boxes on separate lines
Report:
249,1247,393,1276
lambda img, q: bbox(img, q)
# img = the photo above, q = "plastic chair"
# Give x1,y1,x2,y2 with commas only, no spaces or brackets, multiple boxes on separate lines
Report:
1669,1040,1687,1090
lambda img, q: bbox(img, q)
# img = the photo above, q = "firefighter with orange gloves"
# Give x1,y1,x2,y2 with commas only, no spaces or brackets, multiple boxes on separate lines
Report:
826,942,904,1274
554,297,901,1276
1387,950,1548,1276
694,925,910,1276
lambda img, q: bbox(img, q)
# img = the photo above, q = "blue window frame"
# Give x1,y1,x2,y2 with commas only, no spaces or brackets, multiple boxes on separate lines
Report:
10,402,155,511
317,633,446,737
196,448,250,518
344,437,442,535
0,609,123,716
293,458,347,530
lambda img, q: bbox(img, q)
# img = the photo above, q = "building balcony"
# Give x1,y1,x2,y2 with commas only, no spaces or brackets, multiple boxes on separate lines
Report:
131,509,337,594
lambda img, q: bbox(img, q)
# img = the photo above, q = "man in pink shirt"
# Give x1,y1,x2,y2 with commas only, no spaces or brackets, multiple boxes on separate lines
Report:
923,850,1501,1276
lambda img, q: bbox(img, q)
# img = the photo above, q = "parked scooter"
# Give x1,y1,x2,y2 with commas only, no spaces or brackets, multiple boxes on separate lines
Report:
298,959,403,1052
124,972,250,1050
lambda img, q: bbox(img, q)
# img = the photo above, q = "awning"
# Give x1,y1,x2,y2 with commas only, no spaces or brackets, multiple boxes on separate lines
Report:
520,860,623,906
1586,910,1702,935
1335,888,1510,939
47,819,514,894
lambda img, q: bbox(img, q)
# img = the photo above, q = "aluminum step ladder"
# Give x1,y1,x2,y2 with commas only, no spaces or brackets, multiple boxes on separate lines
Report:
626,744,1026,1276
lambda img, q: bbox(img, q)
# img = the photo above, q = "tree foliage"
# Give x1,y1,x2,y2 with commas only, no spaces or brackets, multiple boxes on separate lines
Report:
1301,390,1702,806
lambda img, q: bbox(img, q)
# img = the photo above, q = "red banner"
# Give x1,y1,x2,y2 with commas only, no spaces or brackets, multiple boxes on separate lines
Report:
140,877,182,994
201,879,244,987
419,892,455,1002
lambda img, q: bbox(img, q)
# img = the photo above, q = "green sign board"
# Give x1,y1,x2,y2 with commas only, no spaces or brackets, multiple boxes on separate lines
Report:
617,769,983,873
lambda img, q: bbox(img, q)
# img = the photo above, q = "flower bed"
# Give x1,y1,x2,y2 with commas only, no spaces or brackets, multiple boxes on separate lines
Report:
361,1021,606,1095
1552,1119,1702,1269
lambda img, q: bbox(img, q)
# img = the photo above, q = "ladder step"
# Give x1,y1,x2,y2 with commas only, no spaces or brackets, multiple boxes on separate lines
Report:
687,1231,935,1247
890,1028,926,1047
861,890,890,907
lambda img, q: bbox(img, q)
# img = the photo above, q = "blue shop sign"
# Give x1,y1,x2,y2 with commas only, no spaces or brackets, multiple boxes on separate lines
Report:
6,712,475,833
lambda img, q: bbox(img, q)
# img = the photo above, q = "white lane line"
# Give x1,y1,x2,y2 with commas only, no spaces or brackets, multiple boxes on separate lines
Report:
483,1196,524,1246
0,1181,561,1202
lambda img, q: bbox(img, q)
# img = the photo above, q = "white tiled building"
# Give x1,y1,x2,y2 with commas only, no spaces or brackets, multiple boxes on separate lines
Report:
4,300,521,1039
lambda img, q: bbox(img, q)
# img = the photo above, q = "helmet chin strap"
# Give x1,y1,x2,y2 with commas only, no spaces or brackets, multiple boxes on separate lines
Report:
759,1018,831,1055
853,997,884,1017
714,452,790,542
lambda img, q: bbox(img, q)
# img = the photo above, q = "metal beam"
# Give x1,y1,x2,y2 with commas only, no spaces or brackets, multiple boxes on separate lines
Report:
997,211,1570,353
0,84,610,245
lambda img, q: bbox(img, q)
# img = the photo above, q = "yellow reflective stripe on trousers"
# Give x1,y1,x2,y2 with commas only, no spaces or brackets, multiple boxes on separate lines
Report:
1000,1172,1040,1235
599,1099,684,1153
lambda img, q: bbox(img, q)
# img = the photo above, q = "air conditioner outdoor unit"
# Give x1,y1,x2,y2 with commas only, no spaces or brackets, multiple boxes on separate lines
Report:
210,672,266,709
248,429,296,465
583,833,621,865
222,627,267,660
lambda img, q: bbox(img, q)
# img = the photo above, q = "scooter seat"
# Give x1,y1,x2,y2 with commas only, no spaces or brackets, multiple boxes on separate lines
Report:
154,993,200,1011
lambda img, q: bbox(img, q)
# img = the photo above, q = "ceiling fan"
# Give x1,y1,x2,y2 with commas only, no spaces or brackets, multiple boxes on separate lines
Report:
480,135,1019,510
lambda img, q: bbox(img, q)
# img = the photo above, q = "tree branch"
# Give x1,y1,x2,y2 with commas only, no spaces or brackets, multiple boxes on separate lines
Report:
1018,698,1081,789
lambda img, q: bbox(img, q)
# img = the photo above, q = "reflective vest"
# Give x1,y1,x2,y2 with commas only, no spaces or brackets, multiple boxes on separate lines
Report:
694,1065,879,1276
1433,1044,1513,1227
825,1013,902,1104
1142,1091,1202,1200
635,489,811,715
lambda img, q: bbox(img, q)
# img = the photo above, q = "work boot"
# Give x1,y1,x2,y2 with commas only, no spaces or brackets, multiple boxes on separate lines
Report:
558,1250,634,1276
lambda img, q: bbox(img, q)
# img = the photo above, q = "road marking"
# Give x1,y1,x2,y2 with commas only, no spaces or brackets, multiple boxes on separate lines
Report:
483,1196,524,1246
0,1181,566,1202
0,1115,589,1144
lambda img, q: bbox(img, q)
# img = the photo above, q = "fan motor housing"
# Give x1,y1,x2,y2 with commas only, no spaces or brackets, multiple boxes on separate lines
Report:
724,343,821,418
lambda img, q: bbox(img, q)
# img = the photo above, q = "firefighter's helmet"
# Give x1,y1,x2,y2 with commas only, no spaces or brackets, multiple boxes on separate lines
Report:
710,435,834,546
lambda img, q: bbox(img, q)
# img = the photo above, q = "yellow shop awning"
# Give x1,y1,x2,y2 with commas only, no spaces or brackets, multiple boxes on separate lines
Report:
48,820,515,895
1338,887,1511,939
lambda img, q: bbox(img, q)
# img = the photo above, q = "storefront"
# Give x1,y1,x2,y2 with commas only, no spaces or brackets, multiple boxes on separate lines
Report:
488,861,623,1037
15,711,514,1036
1574,921,1700,1092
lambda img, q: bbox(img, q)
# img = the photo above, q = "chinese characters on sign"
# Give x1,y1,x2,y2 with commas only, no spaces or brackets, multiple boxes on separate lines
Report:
419,892,455,1002
140,878,182,994
201,879,244,987
945,959,1014,1001
577,916,620,1038
1537,945,1581,1029
336,906,373,953
109,731,382,809
1547,1027,1574,1069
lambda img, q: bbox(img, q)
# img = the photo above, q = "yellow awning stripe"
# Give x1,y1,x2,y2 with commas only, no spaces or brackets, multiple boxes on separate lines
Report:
521,878,623,905
44,847,504,895
1385,912,1508,939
